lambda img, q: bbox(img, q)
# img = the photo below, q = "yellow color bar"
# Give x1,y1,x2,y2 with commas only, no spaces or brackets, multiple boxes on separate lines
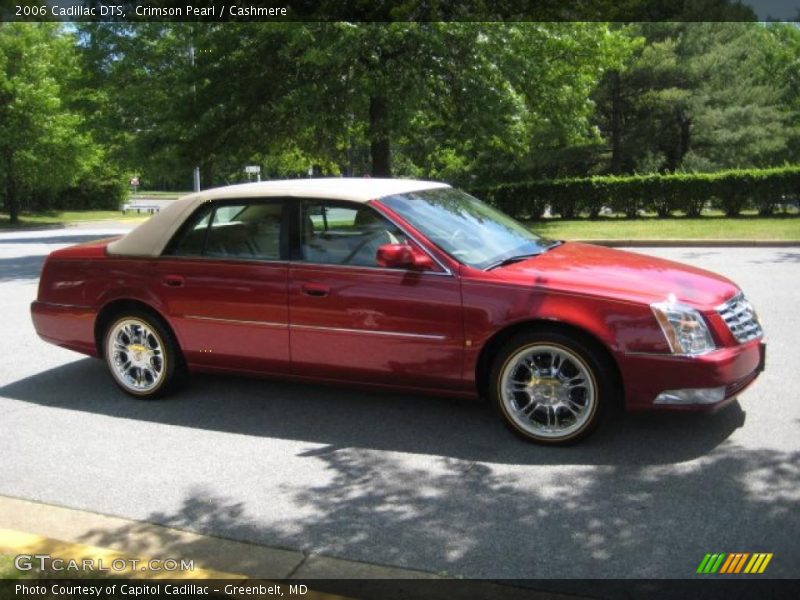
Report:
758,553,773,573
745,553,763,573
743,553,775,574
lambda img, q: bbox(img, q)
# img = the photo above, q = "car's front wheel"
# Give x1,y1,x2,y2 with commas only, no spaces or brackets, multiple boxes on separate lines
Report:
489,330,613,444
103,310,184,398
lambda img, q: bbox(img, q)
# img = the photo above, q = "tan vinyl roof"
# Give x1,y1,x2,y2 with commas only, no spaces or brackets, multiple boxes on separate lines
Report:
107,178,449,257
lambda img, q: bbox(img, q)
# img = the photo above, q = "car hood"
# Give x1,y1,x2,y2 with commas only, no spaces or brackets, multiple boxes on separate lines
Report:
489,242,738,309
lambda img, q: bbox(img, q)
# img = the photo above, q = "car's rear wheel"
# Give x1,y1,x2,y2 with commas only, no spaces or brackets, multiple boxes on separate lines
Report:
489,330,612,444
103,310,184,398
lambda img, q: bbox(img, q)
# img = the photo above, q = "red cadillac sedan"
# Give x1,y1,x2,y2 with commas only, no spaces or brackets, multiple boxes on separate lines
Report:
31,179,765,444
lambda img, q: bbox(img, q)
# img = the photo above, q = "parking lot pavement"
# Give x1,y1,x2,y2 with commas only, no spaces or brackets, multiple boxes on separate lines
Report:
0,229,797,581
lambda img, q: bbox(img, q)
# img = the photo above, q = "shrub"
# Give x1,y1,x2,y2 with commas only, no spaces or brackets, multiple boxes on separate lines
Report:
468,166,800,219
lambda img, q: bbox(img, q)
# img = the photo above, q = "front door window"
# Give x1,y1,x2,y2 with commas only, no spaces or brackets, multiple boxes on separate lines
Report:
300,201,408,267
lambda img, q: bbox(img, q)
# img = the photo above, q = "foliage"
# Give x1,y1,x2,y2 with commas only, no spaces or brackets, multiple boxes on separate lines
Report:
75,22,631,187
0,23,118,222
527,215,800,241
3,19,800,219
593,23,800,175
471,166,800,219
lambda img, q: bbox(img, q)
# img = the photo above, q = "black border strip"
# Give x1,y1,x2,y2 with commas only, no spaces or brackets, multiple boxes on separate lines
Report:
2,578,799,600
3,1,799,23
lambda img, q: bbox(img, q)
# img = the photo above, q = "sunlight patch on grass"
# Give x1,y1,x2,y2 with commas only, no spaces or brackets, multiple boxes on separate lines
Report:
1,211,149,228
528,216,800,241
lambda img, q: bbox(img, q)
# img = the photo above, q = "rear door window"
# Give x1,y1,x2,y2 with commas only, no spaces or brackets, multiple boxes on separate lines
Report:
166,200,284,261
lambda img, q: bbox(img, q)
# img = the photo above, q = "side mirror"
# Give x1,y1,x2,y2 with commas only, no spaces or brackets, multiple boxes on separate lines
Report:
376,243,435,270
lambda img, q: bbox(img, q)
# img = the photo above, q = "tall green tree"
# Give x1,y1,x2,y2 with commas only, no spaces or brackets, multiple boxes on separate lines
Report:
0,23,101,223
594,22,800,175
77,23,204,189
79,22,630,186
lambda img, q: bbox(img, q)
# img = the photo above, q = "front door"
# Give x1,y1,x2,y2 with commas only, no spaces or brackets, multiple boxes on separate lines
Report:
288,199,464,390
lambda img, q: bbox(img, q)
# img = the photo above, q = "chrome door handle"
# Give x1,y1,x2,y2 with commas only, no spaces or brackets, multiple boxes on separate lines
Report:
161,275,185,288
301,283,330,297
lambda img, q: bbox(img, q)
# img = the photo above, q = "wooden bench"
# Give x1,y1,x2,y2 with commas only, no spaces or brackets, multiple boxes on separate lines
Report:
122,203,161,214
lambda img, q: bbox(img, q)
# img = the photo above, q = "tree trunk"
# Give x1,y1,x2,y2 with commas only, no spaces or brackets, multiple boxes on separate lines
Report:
667,107,691,171
678,109,691,163
4,152,18,225
369,95,391,177
609,71,624,174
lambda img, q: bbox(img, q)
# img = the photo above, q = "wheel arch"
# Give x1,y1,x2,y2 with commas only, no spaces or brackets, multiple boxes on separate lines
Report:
94,299,180,357
475,319,624,406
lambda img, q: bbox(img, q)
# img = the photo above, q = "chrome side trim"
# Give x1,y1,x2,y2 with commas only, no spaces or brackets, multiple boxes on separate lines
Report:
183,316,447,341
184,315,287,328
623,351,698,359
289,261,452,277
291,323,447,341
154,256,290,266
37,301,94,310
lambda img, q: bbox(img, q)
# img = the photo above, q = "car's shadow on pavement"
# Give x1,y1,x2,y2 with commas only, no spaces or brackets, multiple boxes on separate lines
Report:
0,255,47,281
0,234,123,281
0,358,746,466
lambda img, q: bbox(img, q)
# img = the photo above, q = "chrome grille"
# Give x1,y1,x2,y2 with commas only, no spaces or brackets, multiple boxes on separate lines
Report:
717,293,763,343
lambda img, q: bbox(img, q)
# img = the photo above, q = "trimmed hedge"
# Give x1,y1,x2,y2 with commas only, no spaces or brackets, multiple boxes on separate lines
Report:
54,176,127,211
470,166,800,219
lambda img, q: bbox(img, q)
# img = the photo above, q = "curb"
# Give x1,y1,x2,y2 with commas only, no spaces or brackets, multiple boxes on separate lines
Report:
0,495,436,582
0,495,596,599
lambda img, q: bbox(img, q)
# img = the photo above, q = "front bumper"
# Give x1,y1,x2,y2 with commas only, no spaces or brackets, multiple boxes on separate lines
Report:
620,339,765,411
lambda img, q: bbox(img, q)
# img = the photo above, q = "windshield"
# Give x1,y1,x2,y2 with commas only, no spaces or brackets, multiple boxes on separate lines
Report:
381,187,554,270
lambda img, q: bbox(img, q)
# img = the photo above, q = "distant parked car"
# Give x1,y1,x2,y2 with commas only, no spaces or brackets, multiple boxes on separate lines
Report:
31,178,765,444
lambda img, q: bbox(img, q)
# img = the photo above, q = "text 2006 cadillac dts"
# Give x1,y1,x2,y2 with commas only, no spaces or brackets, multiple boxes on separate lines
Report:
31,178,765,444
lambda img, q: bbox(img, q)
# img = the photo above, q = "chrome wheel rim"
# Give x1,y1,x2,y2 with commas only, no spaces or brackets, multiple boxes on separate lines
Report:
106,318,166,393
499,344,596,439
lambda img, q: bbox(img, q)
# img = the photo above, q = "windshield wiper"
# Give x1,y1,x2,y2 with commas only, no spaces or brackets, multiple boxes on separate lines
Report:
485,253,541,271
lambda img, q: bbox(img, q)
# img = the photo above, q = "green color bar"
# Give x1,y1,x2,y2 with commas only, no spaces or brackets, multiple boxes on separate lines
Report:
710,553,727,573
706,554,719,573
697,554,713,573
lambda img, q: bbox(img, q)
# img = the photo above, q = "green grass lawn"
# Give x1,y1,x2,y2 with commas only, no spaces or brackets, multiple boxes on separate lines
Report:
130,190,188,199
2,208,799,240
528,215,800,240
0,210,149,228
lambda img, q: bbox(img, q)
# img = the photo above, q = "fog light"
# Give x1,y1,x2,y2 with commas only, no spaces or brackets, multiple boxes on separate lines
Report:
654,387,726,405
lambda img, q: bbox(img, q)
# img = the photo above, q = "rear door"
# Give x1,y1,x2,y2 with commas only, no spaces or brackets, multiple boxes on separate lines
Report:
288,199,464,390
156,198,290,374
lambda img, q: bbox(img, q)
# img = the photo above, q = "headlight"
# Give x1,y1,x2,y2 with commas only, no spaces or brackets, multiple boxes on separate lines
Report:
651,298,715,355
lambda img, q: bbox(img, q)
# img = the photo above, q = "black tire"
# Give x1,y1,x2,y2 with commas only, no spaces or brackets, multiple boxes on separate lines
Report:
488,329,615,445
103,309,186,399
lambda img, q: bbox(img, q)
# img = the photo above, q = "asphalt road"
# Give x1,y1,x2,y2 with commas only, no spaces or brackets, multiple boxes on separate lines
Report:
0,227,798,581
